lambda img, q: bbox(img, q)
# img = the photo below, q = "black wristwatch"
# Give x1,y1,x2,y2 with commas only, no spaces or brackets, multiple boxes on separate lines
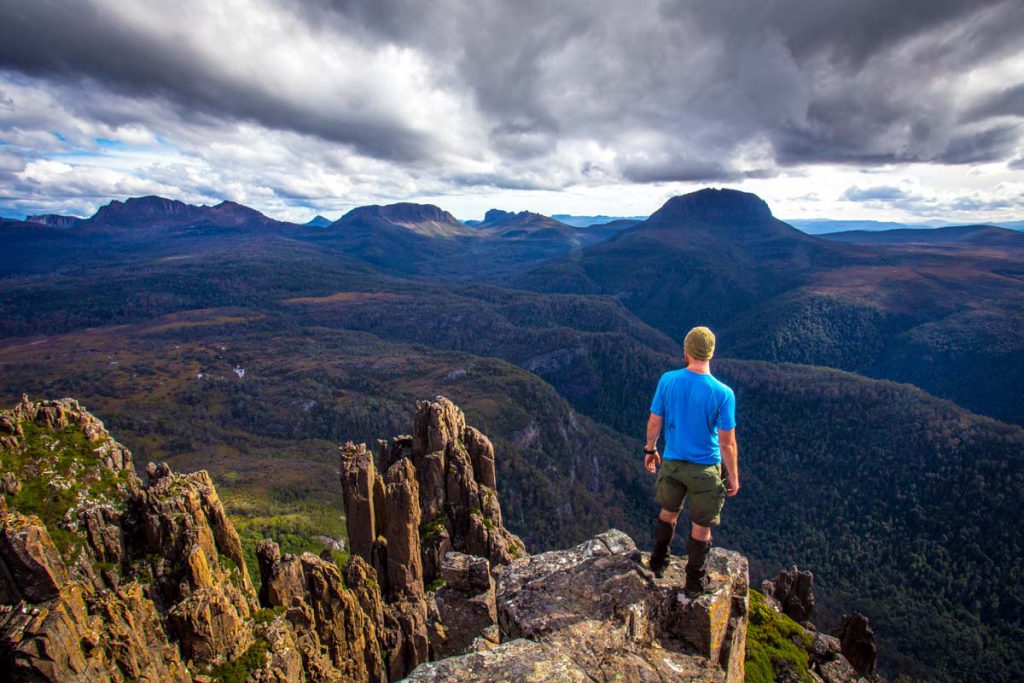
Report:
644,447,658,455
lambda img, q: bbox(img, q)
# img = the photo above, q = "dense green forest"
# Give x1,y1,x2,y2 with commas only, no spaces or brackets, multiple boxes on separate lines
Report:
2,303,1022,681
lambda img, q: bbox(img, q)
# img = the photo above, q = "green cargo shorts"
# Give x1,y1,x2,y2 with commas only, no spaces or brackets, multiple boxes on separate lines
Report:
654,459,727,527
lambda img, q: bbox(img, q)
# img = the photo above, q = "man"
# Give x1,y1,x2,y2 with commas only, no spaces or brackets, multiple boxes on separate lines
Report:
644,326,739,595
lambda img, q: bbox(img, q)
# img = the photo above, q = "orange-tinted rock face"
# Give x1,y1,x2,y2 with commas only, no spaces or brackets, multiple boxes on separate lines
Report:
3,396,756,683
336,396,527,679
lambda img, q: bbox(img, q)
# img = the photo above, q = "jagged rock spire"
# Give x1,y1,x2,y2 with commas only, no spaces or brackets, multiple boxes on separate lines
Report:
340,395,525,589
338,396,525,679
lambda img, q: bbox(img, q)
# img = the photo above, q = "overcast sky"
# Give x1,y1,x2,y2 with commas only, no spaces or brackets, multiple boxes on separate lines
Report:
0,0,1022,223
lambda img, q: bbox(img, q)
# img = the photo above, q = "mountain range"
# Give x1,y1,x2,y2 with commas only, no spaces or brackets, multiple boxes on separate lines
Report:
1,187,1022,681
788,218,1024,234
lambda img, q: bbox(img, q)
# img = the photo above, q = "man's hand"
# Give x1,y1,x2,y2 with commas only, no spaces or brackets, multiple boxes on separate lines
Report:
644,450,661,473
725,472,740,497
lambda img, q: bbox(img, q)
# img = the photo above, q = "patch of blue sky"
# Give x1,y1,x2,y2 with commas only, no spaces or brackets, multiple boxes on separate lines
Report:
44,137,182,170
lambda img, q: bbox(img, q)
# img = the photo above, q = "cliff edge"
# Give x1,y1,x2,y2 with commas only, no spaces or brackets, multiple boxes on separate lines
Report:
0,395,821,682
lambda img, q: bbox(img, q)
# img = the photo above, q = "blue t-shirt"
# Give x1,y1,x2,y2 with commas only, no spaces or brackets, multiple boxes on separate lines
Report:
650,369,736,465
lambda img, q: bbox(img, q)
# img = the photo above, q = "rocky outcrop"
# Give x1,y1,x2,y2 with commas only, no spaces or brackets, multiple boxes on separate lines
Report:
762,565,816,625
410,397,523,577
338,396,525,678
136,464,258,665
2,395,769,683
0,398,259,681
0,510,69,603
834,612,878,676
408,529,750,682
0,399,197,681
254,541,390,682
429,552,497,658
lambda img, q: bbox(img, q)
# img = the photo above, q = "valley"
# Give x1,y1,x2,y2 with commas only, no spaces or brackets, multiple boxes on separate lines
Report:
1,188,1022,681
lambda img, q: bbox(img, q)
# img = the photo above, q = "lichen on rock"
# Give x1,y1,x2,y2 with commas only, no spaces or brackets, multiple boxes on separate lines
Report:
2,395,766,683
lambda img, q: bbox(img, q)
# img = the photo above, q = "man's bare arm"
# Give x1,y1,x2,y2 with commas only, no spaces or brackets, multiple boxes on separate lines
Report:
646,413,663,451
719,428,740,496
645,413,663,473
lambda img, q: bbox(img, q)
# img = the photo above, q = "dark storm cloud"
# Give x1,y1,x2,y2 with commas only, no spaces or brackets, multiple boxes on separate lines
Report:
941,124,1022,164
965,84,1024,122
0,0,1023,195
762,0,1013,67
0,1,435,162
278,0,1024,173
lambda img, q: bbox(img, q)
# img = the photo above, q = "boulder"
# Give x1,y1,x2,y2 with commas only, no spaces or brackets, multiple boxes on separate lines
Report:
833,612,877,676
0,511,68,603
408,529,749,682
1,473,20,497
404,638,593,682
431,552,497,657
440,552,491,593
816,654,861,683
762,566,815,624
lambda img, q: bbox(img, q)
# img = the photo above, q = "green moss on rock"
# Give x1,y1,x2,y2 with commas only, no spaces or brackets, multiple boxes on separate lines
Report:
745,590,815,683
1,420,134,558
208,638,270,683
421,514,448,539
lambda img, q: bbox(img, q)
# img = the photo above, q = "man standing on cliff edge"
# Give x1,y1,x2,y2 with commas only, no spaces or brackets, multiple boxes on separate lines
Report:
645,326,740,595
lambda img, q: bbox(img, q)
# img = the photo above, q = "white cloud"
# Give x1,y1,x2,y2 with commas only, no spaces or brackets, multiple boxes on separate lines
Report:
0,0,1022,221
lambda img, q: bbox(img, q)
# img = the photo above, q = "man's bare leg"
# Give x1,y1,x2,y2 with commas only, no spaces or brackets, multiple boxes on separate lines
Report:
659,509,680,524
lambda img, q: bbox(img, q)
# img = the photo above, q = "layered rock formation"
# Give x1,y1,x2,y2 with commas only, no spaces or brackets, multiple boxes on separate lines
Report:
341,396,525,586
338,396,526,677
408,529,750,682
0,398,200,681
254,541,388,681
1,396,765,682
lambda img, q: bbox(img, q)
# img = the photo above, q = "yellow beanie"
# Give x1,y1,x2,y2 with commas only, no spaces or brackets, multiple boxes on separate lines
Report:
684,326,716,361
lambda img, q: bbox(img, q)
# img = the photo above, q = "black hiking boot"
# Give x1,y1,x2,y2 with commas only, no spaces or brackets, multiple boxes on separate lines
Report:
683,536,712,597
648,518,675,578
684,568,712,597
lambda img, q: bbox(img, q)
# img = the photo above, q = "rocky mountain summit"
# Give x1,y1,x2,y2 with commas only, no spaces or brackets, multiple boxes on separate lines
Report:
1,396,873,681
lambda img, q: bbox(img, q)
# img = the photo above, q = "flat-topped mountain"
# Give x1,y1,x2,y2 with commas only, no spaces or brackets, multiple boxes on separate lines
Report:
638,188,815,246
334,202,472,237
87,195,282,231
650,187,773,224
90,195,200,227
